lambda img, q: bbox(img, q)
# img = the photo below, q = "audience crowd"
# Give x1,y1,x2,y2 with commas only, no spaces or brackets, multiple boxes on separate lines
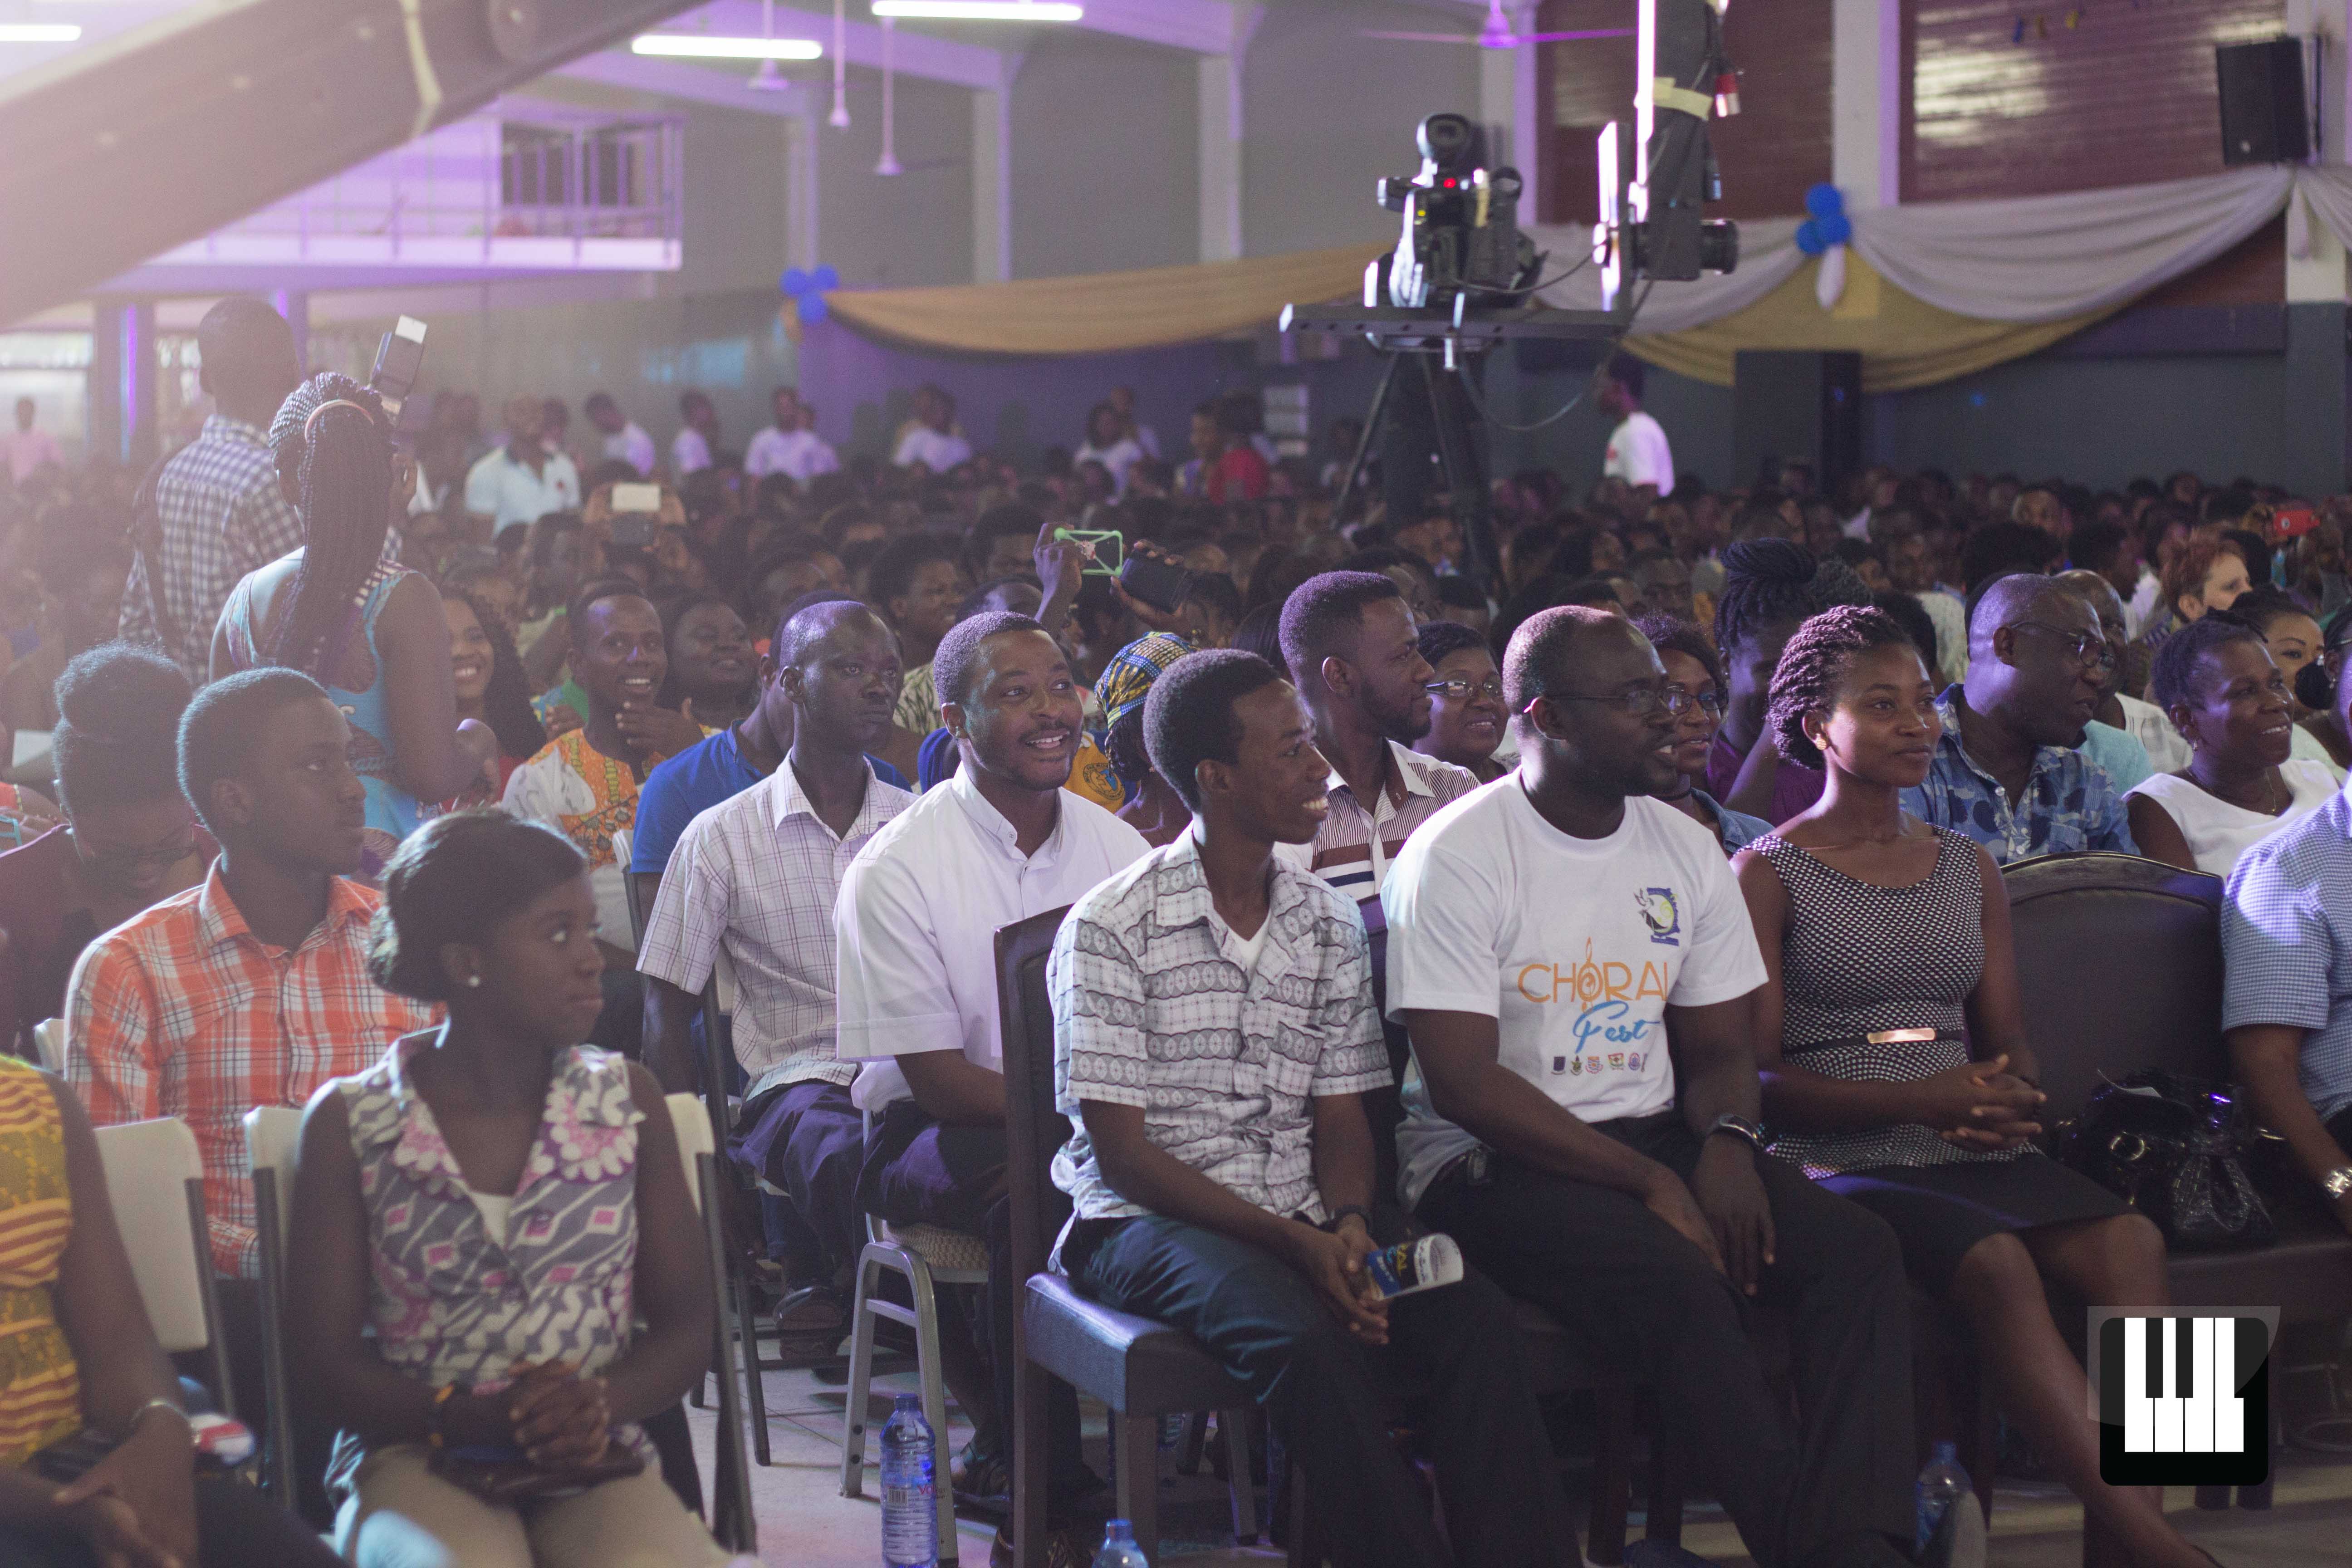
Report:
0,299,2347,1568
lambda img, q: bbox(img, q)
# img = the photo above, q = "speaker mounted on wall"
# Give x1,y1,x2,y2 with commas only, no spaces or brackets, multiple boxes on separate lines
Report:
2216,39,2313,167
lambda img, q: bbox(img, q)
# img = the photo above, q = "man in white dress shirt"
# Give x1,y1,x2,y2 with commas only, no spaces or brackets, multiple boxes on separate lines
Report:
672,389,720,475
836,609,1147,1532
586,391,656,478
744,386,842,486
892,383,975,474
1598,353,1674,501
462,396,580,535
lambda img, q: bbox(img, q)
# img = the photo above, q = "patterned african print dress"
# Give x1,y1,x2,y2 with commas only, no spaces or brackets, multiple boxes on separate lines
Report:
0,1060,84,1468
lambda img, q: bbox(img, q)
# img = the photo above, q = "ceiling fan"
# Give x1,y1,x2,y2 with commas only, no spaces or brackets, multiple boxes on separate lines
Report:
1363,0,1631,50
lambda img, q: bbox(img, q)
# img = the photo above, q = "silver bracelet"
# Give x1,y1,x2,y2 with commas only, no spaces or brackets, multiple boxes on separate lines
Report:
122,1397,189,1440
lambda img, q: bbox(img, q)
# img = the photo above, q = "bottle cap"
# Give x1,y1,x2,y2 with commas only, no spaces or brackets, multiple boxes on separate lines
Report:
894,1392,922,1411
1931,1440,1956,1463
1104,1519,1135,1541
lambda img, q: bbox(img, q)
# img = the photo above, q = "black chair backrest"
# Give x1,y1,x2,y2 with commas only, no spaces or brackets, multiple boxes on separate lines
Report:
2004,852,2228,1120
997,906,1074,1286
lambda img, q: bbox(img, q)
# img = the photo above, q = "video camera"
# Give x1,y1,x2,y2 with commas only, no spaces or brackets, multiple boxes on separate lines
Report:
1369,113,1540,313
1596,0,1739,304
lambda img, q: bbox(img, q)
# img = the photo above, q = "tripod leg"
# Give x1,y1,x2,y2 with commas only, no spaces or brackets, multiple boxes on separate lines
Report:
1417,355,1497,585
1335,353,1402,522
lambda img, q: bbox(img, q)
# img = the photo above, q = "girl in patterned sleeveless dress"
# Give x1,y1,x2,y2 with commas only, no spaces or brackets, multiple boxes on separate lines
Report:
1734,605,2213,1568
217,374,500,877
0,1057,338,1566
285,811,726,1568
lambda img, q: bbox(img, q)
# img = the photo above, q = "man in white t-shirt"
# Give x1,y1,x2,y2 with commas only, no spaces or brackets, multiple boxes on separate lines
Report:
835,610,1146,1542
585,391,656,478
672,389,719,475
892,383,975,474
744,386,842,486
461,396,580,534
1597,353,1674,500
1383,606,1916,1568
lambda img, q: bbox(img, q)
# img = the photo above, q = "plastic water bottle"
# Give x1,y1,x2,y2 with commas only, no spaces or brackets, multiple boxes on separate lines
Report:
1915,1440,1971,1553
1092,1519,1149,1568
880,1393,937,1568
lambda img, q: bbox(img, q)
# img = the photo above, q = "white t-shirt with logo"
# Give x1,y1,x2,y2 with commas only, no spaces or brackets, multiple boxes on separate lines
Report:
1380,782,1765,1207
1602,410,1675,495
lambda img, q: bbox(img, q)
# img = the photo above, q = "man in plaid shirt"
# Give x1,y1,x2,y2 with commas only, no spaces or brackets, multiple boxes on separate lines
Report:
66,669,433,1280
118,298,303,682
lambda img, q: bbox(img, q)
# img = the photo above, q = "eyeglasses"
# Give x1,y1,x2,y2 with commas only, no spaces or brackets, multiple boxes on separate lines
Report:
1424,675,1505,702
2010,621,2117,671
1531,685,1711,718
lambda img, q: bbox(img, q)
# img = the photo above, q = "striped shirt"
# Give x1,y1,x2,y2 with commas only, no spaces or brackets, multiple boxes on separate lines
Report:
118,415,305,682
1274,739,1480,923
636,760,912,1099
63,866,438,1277
1049,828,1391,1230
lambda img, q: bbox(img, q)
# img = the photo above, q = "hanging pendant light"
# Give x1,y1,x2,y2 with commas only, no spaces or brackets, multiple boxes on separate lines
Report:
875,15,902,174
746,0,789,89
829,0,851,127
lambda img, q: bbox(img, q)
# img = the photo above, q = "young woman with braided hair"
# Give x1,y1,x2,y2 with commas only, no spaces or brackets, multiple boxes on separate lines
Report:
1707,539,1872,823
1733,605,2213,1568
211,373,497,876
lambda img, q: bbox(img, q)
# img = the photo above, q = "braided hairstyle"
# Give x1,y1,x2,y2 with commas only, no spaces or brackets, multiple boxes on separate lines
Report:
2149,610,2267,716
265,372,393,677
1766,604,1923,770
1712,538,1872,660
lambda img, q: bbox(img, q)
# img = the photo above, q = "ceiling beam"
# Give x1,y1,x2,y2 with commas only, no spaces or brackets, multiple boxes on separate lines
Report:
628,0,1013,90
555,49,813,115
1061,0,1259,55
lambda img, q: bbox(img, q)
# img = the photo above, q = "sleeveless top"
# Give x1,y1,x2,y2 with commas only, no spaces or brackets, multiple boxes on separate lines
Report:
324,1035,654,1491
0,1061,78,1468
221,553,423,878
1754,828,2025,1177
2123,758,2338,877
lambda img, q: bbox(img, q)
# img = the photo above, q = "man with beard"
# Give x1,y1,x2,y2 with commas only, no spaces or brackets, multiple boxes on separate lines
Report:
835,611,1149,1558
1387,608,1918,1568
637,600,911,1355
1275,572,1478,926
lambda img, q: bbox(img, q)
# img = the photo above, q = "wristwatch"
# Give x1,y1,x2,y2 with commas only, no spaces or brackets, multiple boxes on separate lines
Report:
1323,1204,1374,1232
1705,1112,1768,1155
2323,1166,2352,1201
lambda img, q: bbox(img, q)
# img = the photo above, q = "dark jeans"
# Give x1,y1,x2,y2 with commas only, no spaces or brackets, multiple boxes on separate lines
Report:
2328,1104,2352,1158
1416,1112,1916,1568
858,1103,1088,1499
0,1472,342,1568
737,1078,864,1283
1067,1211,1576,1568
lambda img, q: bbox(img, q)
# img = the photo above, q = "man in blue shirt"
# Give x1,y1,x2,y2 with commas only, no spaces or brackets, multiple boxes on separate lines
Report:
1900,573,2136,863
629,592,906,913
2224,657,2352,1236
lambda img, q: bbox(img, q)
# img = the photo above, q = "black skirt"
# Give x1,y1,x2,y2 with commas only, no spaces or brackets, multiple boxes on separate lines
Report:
1817,1151,2131,1293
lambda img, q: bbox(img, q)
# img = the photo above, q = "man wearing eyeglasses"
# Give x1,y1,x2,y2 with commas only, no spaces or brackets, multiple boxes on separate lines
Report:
1384,607,1920,1568
1899,573,2138,863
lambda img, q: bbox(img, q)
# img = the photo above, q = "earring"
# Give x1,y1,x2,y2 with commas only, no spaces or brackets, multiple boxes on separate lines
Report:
466,975,482,989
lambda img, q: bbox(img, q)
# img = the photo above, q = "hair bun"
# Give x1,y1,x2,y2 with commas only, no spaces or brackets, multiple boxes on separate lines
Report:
1721,539,1815,586
1807,556,1874,611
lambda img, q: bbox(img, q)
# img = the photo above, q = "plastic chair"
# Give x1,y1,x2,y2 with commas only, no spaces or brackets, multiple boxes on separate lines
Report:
91,1118,234,1414
668,1092,759,1554
30,1018,61,1074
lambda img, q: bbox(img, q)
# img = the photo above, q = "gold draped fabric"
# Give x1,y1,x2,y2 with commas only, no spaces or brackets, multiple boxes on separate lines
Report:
825,243,1387,356
1620,251,2115,393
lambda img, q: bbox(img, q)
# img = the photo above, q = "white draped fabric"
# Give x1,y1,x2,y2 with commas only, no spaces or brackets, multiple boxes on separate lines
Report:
1529,166,2352,336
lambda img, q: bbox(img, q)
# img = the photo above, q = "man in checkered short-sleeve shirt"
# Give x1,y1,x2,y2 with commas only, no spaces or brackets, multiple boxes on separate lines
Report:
1050,649,1573,1568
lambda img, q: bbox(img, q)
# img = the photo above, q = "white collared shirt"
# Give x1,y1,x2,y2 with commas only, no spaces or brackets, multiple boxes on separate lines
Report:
671,426,713,475
463,447,580,532
636,759,913,1098
836,767,1151,1110
603,422,656,478
745,426,842,484
892,425,974,474
1274,738,1480,912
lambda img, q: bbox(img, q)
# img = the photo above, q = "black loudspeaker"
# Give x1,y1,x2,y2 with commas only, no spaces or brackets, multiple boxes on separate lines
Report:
2217,39,2310,166
1734,351,1862,499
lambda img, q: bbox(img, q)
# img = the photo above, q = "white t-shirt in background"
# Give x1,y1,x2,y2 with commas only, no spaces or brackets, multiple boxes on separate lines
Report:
745,426,843,485
1381,784,1766,1208
1603,410,1675,495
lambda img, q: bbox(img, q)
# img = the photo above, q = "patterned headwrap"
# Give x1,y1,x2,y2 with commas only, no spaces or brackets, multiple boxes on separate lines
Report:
1097,632,1196,732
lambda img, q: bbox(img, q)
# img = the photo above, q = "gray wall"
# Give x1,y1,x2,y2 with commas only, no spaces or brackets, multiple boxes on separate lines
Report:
816,69,975,290
1009,32,1196,279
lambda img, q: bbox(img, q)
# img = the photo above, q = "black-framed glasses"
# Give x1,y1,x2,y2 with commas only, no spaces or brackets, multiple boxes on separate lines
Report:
2010,621,2117,671
1529,686,1709,718
1424,675,1505,702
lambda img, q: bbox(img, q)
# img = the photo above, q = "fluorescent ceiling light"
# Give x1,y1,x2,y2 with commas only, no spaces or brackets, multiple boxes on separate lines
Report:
0,24,81,41
871,3,1084,19
631,34,822,59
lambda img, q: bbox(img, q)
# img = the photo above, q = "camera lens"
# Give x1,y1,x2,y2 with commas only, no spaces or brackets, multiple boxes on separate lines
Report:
1697,220,1740,276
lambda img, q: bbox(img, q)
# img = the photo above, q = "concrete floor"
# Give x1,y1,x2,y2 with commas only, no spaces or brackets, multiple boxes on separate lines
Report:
679,1356,2352,1567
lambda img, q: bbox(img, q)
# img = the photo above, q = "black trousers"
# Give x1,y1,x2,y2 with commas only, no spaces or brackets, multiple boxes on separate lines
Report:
1416,1113,1916,1568
0,1472,344,1568
1066,1210,1575,1568
737,1078,865,1283
858,1103,1089,1500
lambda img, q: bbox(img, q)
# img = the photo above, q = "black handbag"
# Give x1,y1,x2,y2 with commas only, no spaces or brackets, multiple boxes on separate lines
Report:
2053,1069,2276,1251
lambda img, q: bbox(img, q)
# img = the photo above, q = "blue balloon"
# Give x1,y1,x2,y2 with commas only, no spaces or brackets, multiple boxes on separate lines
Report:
782,266,812,297
1795,219,1826,257
796,293,828,324
813,264,840,292
1818,212,1852,247
1804,182,1844,220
